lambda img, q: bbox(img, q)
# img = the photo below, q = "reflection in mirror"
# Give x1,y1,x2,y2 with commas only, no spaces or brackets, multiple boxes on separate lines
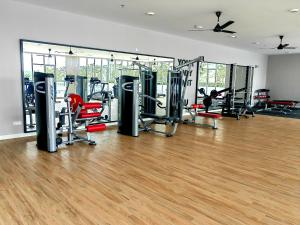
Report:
198,62,230,110
197,62,254,111
21,40,174,132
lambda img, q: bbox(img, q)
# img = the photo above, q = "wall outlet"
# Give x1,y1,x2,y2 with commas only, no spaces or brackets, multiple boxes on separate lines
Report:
13,121,22,126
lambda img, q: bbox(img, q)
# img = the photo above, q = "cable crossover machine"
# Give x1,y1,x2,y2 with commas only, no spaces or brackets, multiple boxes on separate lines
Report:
118,56,204,137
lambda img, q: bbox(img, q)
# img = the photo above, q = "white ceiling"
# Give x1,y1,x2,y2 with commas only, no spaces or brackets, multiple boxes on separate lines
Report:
14,0,300,55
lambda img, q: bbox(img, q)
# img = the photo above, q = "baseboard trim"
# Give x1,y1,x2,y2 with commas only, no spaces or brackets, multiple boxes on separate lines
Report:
0,122,119,141
0,132,36,141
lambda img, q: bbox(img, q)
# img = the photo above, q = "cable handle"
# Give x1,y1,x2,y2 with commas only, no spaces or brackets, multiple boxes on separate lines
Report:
143,73,154,81
140,94,163,106
34,81,46,94
121,82,140,92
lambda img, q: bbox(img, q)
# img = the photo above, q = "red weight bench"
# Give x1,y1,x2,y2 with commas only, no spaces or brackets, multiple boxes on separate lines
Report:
197,112,222,129
64,94,107,145
267,100,296,115
186,104,222,129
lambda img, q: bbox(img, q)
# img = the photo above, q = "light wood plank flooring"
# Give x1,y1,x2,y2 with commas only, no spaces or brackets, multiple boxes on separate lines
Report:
0,115,299,225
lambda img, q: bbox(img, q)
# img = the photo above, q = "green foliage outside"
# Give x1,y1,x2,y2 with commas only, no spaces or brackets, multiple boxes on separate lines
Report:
199,63,227,89
24,54,173,85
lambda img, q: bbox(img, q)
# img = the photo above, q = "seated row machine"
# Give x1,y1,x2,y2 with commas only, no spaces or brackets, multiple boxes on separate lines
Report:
34,72,107,153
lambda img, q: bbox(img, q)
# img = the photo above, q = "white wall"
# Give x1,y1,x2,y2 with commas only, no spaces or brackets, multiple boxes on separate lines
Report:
267,54,300,100
0,0,268,136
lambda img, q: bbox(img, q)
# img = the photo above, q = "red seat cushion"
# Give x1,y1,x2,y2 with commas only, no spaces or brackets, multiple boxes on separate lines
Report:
69,94,84,112
79,112,101,119
86,124,107,132
192,104,204,109
82,102,102,110
197,112,222,119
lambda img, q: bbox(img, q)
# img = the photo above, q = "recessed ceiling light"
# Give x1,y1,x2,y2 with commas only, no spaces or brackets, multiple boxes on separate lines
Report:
231,35,237,38
289,8,299,13
194,25,204,29
120,4,125,8
145,11,156,16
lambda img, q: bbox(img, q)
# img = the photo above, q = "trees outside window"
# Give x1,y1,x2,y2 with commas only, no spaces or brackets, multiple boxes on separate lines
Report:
199,62,227,94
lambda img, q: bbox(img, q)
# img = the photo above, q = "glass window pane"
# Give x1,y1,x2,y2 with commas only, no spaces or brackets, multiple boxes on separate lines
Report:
45,56,55,65
216,64,226,88
208,69,216,84
32,54,44,64
87,58,94,78
102,59,109,82
115,60,122,77
33,65,44,73
199,63,207,84
208,63,216,69
23,53,32,80
122,61,128,67
45,66,55,74
95,59,102,79
79,58,87,76
55,56,66,82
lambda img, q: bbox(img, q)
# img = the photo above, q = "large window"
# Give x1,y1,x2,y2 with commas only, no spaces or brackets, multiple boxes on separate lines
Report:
199,62,228,95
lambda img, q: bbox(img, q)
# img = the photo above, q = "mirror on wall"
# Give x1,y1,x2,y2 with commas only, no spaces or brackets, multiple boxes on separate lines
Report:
197,62,230,110
196,62,254,110
21,40,174,133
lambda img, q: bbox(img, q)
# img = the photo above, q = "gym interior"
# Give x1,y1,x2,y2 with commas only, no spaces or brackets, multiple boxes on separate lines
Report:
0,1,299,224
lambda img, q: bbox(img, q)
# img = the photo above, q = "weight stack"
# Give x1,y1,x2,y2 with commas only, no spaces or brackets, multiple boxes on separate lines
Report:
34,72,57,152
118,75,139,137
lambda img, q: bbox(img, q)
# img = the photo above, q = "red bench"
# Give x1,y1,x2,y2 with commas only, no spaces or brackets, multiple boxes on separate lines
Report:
267,100,298,115
197,112,222,129
191,104,204,109
186,104,222,129
268,101,295,107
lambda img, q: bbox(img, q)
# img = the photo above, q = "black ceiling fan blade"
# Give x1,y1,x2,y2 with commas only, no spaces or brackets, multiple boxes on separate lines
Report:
220,21,234,30
282,44,289,48
222,30,236,34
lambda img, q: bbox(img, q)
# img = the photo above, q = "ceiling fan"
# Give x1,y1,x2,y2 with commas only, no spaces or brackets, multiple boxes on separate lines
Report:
55,46,76,55
131,56,140,61
189,11,236,34
261,35,297,50
37,48,52,57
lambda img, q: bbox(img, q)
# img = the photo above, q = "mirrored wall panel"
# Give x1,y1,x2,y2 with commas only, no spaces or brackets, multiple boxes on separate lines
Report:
21,40,174,132
197,62,253,111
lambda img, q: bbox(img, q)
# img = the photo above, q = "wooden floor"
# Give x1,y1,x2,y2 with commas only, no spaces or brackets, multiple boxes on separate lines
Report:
0,116,300,225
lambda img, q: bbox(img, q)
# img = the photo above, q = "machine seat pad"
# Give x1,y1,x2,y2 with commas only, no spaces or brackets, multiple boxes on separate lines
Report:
86,124,107,132
79,112,101,119
191,104,204,109
82,102,102,110
197,112,222,119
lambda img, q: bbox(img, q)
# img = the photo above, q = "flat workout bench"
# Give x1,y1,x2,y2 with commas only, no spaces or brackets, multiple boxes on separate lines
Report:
197,112,222,129
267,100,298,115
186,104,222,129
